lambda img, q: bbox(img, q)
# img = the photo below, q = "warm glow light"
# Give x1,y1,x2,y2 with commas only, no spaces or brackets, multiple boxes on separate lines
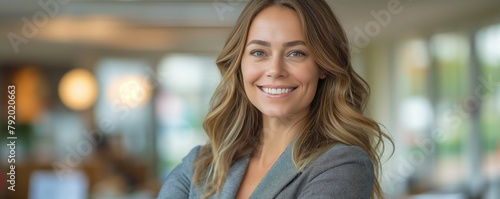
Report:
58,69,98,111
12,67,48,123
106,75,152,108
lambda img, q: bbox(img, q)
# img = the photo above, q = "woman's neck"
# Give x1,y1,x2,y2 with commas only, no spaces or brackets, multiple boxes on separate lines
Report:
252,116,304,167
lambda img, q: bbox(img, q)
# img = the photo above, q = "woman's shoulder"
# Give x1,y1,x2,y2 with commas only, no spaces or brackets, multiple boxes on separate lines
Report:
157,145,204,198
322,143,372,162
182,145,203,164
287,145,375,198
305,143,374,175
163,145,203,180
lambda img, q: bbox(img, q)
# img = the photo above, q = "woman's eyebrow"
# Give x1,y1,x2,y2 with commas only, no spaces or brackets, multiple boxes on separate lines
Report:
247,40,270,47
246,40,306,47
283,40,306,48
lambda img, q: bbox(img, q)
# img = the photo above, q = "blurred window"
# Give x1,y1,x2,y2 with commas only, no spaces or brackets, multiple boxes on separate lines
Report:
393,39,434,191
431,32,470,186
94,59,154,156
155,54,219,179
477,23,500,179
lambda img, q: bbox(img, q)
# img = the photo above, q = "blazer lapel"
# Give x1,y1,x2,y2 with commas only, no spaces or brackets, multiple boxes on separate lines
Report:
249,143,300,199
217,155,250,199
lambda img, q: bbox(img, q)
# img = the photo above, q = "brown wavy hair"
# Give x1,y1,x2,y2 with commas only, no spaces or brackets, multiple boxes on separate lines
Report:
192,0,392,198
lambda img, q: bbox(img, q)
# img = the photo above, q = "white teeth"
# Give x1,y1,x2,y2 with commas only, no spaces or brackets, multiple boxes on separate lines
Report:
262,87,294,95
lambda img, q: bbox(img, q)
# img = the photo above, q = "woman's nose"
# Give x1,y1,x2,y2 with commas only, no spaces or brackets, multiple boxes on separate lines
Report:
265,56,288,78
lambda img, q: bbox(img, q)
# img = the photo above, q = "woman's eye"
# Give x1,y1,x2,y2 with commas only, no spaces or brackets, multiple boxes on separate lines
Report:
288,51,305,57
250,50,265,57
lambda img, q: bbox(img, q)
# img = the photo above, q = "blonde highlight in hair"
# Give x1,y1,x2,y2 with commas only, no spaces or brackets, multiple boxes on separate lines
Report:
193,0,393,198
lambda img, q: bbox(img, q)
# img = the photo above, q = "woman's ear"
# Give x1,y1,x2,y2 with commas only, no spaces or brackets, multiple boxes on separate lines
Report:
320,72,327,79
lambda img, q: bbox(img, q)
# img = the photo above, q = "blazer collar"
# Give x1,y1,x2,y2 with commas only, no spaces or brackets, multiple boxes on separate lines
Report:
249,143,300,199
216,143,299,199
217,155,250,199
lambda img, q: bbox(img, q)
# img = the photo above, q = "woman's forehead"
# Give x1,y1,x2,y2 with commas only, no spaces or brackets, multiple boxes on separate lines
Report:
247,6,304,44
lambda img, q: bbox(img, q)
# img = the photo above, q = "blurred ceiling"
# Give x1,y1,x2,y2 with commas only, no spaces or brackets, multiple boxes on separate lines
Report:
0,0,499,65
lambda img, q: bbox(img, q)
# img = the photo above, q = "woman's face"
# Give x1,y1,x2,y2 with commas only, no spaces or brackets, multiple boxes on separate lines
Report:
241,6,322,121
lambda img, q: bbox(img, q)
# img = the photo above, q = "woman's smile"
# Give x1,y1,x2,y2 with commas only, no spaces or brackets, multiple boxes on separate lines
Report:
258,85,297,97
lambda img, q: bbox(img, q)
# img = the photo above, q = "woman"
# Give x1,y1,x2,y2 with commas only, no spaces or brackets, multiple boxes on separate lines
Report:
158,0,391,198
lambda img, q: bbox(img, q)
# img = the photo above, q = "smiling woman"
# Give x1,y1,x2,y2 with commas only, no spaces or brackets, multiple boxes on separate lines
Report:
158,0,392,199
242,6,321,123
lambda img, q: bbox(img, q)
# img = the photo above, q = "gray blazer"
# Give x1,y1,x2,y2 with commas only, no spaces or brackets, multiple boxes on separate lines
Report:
158,143,374,199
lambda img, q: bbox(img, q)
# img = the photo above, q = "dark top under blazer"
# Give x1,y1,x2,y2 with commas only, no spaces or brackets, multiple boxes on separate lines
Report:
158,143,374,199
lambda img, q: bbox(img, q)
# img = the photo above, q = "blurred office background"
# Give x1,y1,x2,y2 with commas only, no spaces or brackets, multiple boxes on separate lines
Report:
0,0,499,199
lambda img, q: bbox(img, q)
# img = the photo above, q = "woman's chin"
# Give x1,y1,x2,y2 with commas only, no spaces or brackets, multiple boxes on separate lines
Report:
259,109,294,120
